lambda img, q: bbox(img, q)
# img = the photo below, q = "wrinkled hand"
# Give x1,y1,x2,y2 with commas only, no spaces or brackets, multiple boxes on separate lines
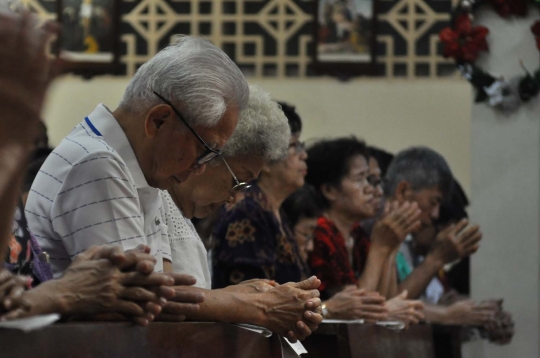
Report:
222,279,279,294
0,270,30,313
324,288,387,323
444,299,497,326
429,219,482,265
371,201,421,251
153,273,206,322
0,245,183,326
385,291,425,328
256,276,322,342
484,309,514,345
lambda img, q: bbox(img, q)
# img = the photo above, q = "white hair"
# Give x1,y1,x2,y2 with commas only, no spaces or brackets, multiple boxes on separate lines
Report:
118,35,249,127
222,85,290,164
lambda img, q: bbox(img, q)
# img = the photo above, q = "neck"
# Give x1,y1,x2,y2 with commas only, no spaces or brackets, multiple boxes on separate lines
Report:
325,207,356,238
113,108,149,175
257,176,293,214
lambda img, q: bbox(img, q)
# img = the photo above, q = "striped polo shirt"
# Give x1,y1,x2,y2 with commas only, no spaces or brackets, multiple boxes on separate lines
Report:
26,104,171,277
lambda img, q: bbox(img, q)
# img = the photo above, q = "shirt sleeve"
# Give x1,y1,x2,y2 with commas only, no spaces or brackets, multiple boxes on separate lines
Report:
50,152,147,259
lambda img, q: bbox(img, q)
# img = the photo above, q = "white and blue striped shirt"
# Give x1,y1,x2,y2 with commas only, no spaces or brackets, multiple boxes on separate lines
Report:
26,104,171,277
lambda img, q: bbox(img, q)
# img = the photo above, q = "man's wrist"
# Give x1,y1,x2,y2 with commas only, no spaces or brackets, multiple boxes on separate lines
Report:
424,253,445,271
224,291,268,327
23,280,72,316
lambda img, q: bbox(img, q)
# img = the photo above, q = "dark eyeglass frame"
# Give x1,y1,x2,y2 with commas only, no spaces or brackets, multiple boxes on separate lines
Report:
221,157,251,193
153,91,222,166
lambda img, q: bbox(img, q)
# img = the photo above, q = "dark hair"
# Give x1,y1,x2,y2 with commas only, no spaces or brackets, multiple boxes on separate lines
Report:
282,185,323,227
435,179,469,227
384,146,453,199
23,147,53,193
305,136,368,209
367,146,394,177
277,101,302,134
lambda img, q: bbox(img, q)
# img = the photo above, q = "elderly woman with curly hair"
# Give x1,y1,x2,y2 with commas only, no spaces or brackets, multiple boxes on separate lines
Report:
160,86,323,342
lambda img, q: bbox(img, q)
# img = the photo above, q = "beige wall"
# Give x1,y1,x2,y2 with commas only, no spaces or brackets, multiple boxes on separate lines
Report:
463,8,540,358
43,77,472,194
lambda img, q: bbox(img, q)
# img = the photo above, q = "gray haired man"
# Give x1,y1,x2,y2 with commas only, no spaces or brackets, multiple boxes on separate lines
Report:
384,146,482,299
384,147,495,328
26,36,249,278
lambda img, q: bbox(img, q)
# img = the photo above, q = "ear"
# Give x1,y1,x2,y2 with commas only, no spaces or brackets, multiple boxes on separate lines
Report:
394,180,413,202
320,183,339,203
144,104,174,138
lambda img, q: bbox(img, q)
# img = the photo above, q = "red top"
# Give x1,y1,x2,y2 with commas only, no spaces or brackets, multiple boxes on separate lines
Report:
309,216,371,298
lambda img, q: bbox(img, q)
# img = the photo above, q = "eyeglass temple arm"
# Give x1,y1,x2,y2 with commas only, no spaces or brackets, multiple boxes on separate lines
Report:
221,157,241,184
153,91,220,153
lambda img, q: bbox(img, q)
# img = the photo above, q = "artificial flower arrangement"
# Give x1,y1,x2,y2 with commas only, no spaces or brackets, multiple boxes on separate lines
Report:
439,0,540,112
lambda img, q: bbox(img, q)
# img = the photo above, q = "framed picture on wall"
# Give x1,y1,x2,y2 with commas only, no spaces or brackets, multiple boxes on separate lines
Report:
312,0,378,77
56,0,121,78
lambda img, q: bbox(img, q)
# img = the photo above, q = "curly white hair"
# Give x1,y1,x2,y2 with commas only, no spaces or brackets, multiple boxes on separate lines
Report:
222,85,291,164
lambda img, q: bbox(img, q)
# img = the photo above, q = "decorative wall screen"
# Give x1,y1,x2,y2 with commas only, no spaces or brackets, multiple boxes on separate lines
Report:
21,0,460,78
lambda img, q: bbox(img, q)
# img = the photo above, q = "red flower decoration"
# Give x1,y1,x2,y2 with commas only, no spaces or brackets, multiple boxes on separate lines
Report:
531,21,540,51
440,14,489,63
489,0,528,18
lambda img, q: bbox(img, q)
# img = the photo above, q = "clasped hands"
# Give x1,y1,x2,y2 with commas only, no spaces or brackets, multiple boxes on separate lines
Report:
223,276,323,342
0,244,204,326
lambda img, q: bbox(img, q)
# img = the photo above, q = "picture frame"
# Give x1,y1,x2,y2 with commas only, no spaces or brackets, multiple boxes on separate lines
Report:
56,0,121,78
312,0,379,77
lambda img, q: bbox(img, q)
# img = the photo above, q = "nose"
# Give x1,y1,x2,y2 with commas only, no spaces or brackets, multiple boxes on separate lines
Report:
190,163,207,176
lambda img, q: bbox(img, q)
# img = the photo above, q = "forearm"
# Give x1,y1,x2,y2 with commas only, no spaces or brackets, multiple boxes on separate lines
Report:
17,279,71,317
0,143,33,259
398,254,444,299
377,250,399,298
180,286,264,326
357,246,391,292
422,303,449,324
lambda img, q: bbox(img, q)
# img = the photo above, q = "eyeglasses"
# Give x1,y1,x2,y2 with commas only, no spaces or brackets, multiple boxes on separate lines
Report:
221,157,251,193
288,141,306,154
153,91,222,166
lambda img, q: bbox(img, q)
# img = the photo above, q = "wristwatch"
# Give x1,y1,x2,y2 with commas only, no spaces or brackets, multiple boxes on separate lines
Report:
321,303,329,318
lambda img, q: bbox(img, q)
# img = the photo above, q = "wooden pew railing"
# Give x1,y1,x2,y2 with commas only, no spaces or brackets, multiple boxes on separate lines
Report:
0,321,461,358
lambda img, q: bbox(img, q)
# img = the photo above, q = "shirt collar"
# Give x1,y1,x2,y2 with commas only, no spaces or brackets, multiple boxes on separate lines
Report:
86,104,149,189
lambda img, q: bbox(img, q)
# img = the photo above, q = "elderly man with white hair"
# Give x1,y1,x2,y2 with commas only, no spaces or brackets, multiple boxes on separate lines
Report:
25,34,247,324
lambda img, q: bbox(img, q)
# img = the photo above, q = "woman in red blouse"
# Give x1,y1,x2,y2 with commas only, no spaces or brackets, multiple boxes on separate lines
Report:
305,137,424,324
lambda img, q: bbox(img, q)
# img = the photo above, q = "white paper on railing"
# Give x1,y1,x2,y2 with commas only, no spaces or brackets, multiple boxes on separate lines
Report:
0,314,60,332
233,323,273,337
279,336,307,357
375,320,405,331
322,319,365,324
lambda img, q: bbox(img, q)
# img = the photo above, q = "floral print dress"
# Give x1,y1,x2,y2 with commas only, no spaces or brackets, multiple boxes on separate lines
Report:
212,183,308,289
